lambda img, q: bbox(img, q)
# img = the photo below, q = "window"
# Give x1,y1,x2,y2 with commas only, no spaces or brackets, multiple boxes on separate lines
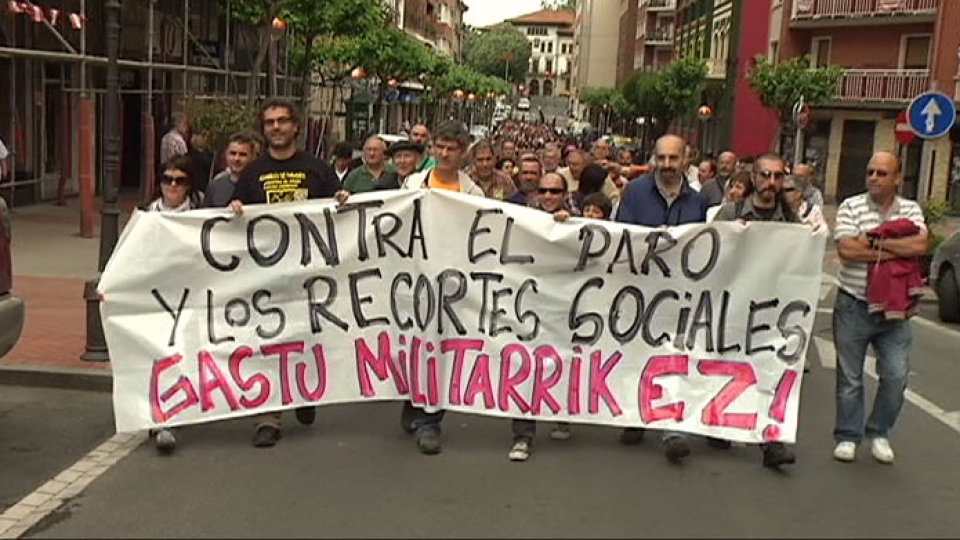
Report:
545,59,553,74
811,37,831,68
901,35,931,69
548,42,553,54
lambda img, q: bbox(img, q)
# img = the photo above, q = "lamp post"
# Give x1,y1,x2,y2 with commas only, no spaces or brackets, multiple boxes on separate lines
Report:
82,0,121,362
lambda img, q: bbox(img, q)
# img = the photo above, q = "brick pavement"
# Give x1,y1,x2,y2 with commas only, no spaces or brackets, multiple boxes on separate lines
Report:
1,192,140,372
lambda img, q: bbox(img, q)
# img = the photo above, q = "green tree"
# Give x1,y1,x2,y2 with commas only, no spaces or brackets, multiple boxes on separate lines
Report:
463,24,532,83
621,71,670,127
747,55,843,124
225,0,389,106
541,0,576,10
657,56,708,129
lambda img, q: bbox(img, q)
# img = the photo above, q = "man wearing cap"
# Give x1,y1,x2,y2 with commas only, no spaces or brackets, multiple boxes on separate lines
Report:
374,140,425,191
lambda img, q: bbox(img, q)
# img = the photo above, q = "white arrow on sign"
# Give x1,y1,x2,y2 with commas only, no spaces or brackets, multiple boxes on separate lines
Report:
921,98,942,134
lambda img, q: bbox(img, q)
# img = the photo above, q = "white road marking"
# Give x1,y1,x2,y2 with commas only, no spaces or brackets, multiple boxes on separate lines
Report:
813,337,960,437
0,432,147,539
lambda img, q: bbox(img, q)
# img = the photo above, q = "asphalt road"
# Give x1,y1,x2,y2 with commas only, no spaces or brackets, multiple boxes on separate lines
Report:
4,289,960,538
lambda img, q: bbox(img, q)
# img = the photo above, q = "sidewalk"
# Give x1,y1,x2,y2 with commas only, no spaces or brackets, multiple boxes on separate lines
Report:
2,192,139,375
3,195,960,376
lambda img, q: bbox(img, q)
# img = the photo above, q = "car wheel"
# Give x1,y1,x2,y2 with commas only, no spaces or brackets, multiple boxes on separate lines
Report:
937,266,960,323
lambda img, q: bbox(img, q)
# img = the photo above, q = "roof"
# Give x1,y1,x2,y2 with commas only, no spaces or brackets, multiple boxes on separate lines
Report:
506,9,575,27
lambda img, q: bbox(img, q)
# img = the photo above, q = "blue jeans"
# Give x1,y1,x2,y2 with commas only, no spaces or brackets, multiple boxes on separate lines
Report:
833,290,912,443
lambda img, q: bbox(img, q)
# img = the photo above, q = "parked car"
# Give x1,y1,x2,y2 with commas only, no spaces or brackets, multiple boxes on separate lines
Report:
930,231,960,323
0,197,25,358
517,97,531,111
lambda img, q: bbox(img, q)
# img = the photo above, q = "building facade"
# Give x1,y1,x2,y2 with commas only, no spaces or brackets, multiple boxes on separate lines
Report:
502,9,575,98
776,0,960,204
572,0,620,120
0,0,269,208
384,0,468,59
673,0,777,158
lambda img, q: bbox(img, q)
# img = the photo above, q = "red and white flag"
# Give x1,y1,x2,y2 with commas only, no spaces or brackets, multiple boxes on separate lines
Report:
47,8,59,25
69,12,84,29
7,1,23,14
29,4,44,22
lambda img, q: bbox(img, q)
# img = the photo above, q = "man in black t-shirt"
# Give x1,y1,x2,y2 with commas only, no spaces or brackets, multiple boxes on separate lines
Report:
229,98,339,448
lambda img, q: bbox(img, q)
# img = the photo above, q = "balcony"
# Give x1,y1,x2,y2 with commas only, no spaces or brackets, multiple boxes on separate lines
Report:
643,0,676,10
643,26,674,46
835,69,929,103
791,0,939,27
707,58,727,79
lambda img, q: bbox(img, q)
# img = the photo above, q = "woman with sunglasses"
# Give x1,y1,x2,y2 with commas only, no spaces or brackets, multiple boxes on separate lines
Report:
143,155,202,213
140,154,201,454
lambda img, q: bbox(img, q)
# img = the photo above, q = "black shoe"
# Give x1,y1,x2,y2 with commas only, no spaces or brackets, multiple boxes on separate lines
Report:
400,402,418,434
664,438,691,463
253,426,282,448
295,406,317,425
619,427,645,445
762,442,796,468
706,437,732,450
417,431,442,455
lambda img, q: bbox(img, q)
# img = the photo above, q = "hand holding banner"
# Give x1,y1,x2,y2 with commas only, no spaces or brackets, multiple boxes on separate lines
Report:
100,190,826,443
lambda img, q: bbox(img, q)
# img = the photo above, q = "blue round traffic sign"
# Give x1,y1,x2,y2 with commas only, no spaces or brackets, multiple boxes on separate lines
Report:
907,92,957,140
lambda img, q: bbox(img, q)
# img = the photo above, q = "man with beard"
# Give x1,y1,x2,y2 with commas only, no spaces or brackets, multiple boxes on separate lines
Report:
228,98,340,448
468,140,517,200
541,143,562,173
410,123,437,171
714,153,800,470
508,156,543,206
615,134,708,460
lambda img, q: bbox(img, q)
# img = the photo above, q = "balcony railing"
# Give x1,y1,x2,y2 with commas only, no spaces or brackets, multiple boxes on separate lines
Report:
836,69,929,103
792,0,939,21
643,0,676,10
643,27,674,45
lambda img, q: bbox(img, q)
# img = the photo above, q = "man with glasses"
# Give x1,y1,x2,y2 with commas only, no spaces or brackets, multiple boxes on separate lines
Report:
615,134,708,459
714,153,799,470
831,152,926,465
229,98,340,448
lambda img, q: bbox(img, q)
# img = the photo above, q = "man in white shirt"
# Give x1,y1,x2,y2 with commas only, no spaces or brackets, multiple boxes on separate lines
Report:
832,151,927,465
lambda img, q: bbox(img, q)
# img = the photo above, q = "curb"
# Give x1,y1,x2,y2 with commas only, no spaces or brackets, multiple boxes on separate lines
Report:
0,365,112,393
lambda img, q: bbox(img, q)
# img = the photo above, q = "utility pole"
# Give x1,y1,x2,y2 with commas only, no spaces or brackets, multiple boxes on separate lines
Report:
83,0,122,362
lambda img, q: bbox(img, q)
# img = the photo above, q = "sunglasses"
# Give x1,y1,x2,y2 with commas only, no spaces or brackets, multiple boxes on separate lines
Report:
866,168,890,178
783,187,797,193
538,187,564,195
757,171,785,180
161,174,189,186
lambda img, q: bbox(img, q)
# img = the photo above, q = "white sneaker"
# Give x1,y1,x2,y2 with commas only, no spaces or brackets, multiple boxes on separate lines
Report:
871,438,895,464
833,441,857,462
508,440,531,462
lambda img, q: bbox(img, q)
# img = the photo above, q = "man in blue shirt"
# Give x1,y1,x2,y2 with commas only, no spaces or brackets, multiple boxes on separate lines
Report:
615,134,708,463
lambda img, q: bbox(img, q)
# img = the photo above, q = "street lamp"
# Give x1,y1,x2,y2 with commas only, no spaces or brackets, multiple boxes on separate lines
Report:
82,0,121,362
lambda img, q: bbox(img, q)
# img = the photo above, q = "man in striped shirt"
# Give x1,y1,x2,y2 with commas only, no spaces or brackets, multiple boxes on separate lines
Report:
832,151,927,465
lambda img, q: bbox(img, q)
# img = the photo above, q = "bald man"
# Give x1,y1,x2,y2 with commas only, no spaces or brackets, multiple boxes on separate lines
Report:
410,124,437,171
832,151,927,465
716,151,738,190
615,134,708,463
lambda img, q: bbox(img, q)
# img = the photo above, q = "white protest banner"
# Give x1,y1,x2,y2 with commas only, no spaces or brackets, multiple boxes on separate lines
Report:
100,190,826,443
